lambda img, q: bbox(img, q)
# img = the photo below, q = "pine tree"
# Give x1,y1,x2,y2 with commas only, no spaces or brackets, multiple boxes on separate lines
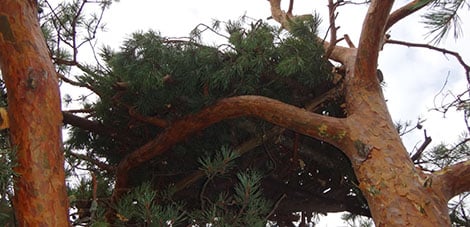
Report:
0,0,469,226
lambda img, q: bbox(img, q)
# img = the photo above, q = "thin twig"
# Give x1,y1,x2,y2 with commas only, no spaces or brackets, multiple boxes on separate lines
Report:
56,71,99,95
325,0,339,59
63,109,94,114
266,194,287,219
68,152,116,173
386,39,470,83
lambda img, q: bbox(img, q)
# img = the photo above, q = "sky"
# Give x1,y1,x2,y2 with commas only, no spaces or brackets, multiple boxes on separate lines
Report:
95,0,470,151
58,0,469,226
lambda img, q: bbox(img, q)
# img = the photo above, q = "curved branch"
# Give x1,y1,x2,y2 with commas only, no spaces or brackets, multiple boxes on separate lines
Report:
385,0,434,31
386,39,470,82
114,95,350,195
354,0,394,82
435,159,470,200
174,86,342,191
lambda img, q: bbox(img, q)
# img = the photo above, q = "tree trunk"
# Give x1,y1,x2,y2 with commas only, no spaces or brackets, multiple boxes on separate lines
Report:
344,89,451,226
0,1,70,226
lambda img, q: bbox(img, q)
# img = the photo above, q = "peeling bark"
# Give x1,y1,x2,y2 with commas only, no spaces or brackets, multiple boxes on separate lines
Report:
435,160,470,201
266,0,456,225
0,1,69,226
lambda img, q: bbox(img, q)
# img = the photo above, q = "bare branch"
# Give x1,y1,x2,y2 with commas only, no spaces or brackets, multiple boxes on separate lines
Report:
411,129,432,162
68,151,116,173
325,0,339,59
343,34,356,48
63,109,94,114
267,194,287,219
57,71,98,94
387,39,470,83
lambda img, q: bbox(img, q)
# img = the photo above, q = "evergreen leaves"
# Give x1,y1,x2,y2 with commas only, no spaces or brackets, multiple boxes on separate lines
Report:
62,16,356,226
198,146,239,177
114,182,186,226
191,170,272,226
423,0,469,43
94,17,332,120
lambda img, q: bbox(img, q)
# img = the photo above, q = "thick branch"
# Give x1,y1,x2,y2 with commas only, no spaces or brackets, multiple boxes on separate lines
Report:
174,86,341,191
385,0,434,31
435,160,470,200
114,95,350,195
354,0,394,82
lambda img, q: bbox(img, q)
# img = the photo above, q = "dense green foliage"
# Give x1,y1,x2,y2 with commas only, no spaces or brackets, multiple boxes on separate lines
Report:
64,17,366,225
0,0,469,226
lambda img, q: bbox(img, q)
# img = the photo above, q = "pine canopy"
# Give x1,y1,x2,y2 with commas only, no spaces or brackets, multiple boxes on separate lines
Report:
64,18,367,225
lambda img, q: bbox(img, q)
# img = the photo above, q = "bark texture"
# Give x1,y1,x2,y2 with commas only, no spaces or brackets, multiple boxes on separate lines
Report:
114,95,351,195
341,1,451,226
0,1,69,226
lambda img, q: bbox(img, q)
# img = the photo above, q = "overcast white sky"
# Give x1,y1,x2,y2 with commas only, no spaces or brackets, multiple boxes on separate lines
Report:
62,0,469,225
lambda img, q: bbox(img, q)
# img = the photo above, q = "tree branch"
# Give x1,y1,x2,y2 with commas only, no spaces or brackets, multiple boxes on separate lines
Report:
354,0,394,82
114,95,350,196
411,129,432,162
127,106,169,128
287,0,294,16
435,159,470,200
386,39,470,82
385,0,435,31
57,71,98,95
68,151,116,173
173,86,342,191
62,111,137,144
325,0,339,59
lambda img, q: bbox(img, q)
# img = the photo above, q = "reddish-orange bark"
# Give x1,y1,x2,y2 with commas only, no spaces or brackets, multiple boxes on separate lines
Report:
435,160,470,201
114,95,351,195
115,1,467,225
243,0,458,225
0,1,69,226
338,1,451,226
